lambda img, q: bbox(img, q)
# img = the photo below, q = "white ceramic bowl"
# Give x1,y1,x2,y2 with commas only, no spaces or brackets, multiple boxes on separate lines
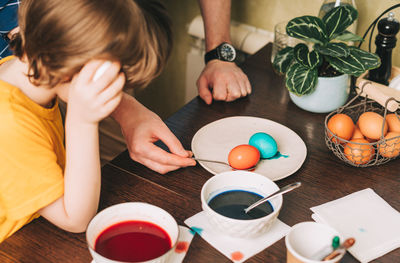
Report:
86,202,179,263
201,171,282,238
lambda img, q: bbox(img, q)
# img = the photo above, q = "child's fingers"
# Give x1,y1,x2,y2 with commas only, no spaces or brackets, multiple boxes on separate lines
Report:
96,73,125,105
73,60,121,89
101,91,123,116
75,60,105,84
92,61,122,92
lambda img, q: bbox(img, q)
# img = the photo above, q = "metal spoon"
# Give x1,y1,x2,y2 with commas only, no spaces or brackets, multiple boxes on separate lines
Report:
192,157,257,171
244,182,301,213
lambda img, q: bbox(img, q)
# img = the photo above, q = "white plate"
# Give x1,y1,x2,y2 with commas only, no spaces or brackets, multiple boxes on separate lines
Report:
191,116,307,181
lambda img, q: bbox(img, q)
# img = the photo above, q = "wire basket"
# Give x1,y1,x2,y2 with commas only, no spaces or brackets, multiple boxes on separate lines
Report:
325,82,400,167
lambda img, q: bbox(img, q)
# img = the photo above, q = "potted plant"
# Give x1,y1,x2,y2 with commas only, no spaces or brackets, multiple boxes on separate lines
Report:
273,5,381,113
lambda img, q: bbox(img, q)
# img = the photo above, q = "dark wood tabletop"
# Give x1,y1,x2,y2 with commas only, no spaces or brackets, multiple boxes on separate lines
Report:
1,44,399,263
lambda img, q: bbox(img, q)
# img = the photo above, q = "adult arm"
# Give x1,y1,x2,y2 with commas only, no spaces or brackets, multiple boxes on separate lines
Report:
111,93,196,174
197,0,251,104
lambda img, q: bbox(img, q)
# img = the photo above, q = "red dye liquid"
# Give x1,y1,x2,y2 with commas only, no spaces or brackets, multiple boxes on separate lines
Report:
94,220,172,262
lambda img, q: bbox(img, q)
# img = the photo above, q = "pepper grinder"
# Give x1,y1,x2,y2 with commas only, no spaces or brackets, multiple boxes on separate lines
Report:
368,12,400,85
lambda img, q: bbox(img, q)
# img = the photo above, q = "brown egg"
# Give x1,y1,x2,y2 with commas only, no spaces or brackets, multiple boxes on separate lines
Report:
344,139,375,165
386,114,400,133
378,132,400,158
351,126,364,139
358,112,388,140
327,114,354,143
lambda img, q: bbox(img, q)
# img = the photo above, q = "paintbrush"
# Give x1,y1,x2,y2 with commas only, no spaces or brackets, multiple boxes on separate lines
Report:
323,238,355,261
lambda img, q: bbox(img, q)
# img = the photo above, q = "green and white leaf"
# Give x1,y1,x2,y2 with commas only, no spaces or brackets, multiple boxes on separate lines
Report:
333,30,364,42
325,47,380,76
323,5,358,39
294,43,321,69
349,47,380,70
273,47,294,74
285,62,318,96
286,16,328,44
314,42,349,57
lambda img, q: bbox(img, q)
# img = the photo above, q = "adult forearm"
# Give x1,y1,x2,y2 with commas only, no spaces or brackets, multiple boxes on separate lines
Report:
198,0,232,51
111,92,142,124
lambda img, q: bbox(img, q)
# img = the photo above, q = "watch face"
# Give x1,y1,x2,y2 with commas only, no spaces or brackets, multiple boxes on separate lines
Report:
219,43,236,62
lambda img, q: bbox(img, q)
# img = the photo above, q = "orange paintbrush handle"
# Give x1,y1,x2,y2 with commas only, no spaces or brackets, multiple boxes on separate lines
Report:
323,238,355,261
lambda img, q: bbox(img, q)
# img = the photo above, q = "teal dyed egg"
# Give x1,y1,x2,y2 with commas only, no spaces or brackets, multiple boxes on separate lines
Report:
249,132,278,159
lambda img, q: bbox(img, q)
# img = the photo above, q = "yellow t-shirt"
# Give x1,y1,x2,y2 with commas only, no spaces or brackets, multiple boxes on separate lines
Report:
0,57,65,243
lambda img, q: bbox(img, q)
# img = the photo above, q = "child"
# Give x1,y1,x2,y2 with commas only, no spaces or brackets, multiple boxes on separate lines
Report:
0,0,172,242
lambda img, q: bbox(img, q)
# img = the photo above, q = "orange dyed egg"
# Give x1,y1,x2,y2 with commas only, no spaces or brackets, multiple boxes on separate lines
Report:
378,132,400,158
351,126,364,140
358,112,388,140
386,114,400,133
327,113,355,143
344,139,375,165
228,145,260,170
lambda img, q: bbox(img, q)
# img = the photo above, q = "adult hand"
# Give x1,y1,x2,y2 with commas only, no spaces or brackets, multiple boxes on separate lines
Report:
112,94,196,174
197,60,251,104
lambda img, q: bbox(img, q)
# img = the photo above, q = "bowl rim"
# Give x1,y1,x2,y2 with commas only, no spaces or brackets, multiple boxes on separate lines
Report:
201,170,283,223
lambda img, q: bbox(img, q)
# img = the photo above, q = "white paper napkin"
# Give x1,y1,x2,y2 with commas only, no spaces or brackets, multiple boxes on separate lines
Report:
184,211,290,262
310,188,400,263
91,226,194,263
171,226,195,262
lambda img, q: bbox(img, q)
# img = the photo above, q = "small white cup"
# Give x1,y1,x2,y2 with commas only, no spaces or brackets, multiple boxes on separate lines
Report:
86,202,179,263
285,222,344,263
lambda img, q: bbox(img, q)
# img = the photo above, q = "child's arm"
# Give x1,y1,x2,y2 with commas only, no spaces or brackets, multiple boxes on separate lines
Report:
39,61,125,233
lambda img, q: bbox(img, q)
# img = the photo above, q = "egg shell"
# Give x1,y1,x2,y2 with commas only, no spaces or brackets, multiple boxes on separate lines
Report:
351,126,364,140
386,114,400,133
228,144,260,170
358,112,388,140
249,132,278,159
344,138,375,165
378,132,400,158
327,113,355,143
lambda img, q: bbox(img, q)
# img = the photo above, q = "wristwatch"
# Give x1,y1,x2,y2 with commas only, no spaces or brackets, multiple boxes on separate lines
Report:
204,42,236,64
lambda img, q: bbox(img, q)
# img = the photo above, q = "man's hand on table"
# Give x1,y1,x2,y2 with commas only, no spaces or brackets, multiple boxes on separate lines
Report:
112,93,196,174
197,60,251,105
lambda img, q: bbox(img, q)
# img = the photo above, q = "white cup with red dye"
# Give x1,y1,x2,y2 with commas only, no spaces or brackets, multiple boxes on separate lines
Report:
86,202,179,263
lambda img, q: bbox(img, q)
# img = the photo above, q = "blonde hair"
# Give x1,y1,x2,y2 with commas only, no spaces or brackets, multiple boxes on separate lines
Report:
10,0,172,88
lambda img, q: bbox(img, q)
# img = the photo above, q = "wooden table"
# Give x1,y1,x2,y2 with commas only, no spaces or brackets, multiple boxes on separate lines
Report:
1,44,399,263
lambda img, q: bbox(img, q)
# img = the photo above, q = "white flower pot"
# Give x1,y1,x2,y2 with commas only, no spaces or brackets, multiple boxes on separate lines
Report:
289,74,350,113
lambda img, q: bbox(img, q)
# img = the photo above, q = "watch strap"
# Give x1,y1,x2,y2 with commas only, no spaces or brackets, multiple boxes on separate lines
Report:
204,48,219,64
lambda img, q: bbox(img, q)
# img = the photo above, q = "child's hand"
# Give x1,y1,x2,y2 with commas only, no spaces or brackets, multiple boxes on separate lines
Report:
66,60,125,124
